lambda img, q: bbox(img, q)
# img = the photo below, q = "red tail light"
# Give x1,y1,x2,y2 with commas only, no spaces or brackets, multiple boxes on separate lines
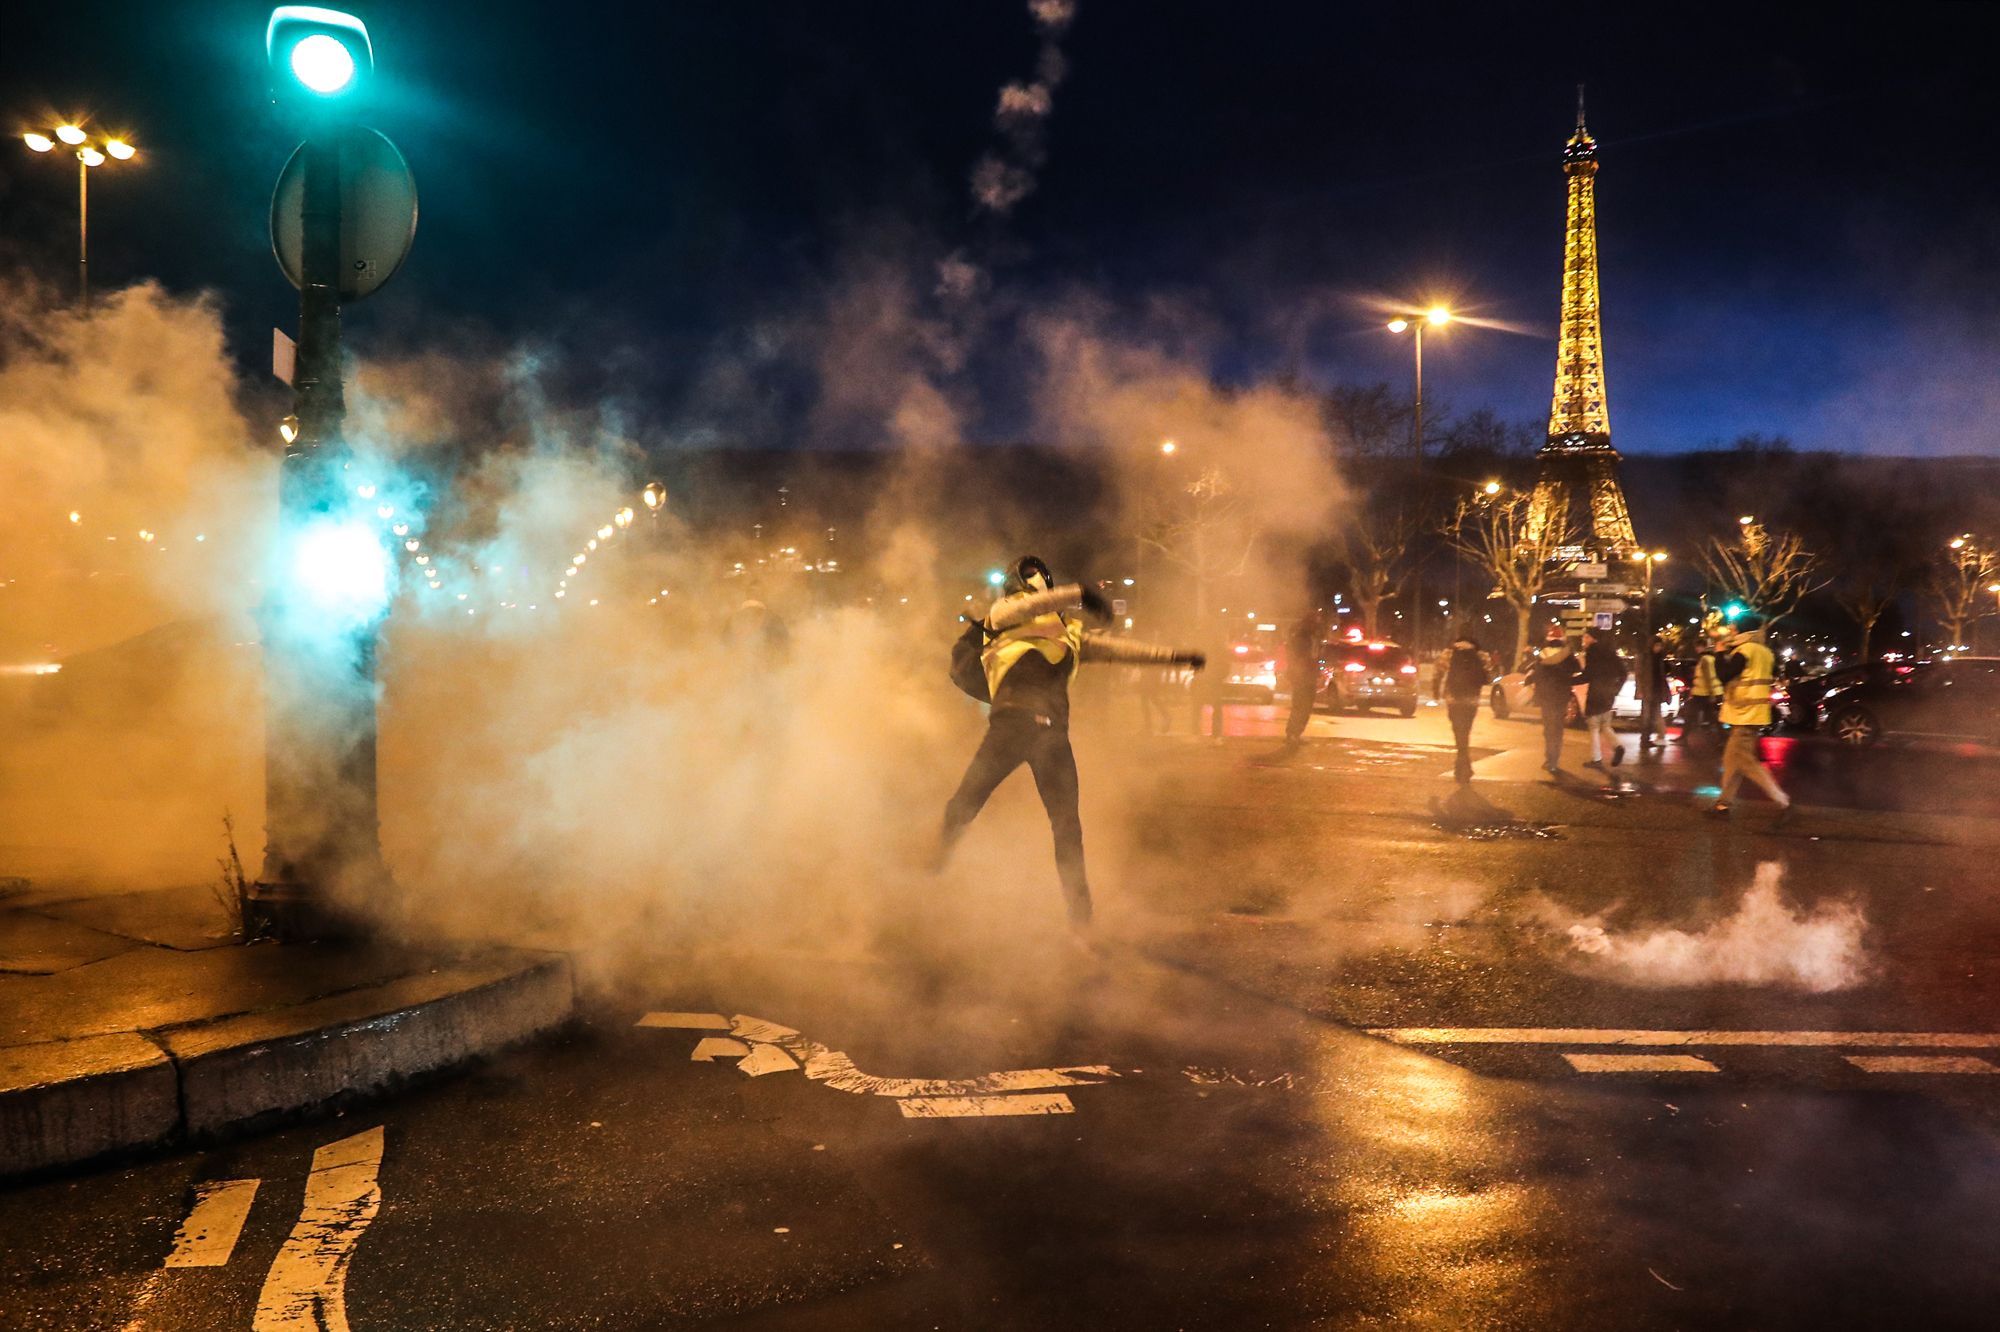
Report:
1343,662,1366,673
1399,664,1417,675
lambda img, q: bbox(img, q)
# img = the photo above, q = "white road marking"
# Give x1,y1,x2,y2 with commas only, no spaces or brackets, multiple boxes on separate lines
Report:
1562,1053,1720,1074
737,1044,800,1076
898,1093,1076,1118
165,1178,261,1267
690,1037,751,1061
252,1126,385,1332
1371,1027,2000,1049
1846,1055,2000,1075
637,1011,732,1030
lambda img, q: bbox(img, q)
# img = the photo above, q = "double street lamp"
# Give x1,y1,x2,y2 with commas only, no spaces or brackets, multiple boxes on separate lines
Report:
21,120,138,307
1386,306,1454,653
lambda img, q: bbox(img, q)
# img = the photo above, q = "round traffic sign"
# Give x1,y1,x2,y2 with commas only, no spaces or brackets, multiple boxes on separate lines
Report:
270,126,418,302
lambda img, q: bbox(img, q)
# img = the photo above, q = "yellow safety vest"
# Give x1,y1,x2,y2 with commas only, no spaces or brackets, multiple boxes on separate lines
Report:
1691,653,1720,698
1719,639,1776,727
982,612,1085,699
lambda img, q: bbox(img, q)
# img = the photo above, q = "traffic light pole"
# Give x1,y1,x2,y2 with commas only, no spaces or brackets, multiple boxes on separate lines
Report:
248,126,387,941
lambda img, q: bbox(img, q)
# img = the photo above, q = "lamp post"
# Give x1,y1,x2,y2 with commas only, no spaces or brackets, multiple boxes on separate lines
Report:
1386,307,1454,656
21,122,138,308
1636,549,1667,749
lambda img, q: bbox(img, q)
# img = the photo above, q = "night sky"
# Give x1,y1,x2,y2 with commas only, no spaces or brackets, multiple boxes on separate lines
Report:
4,2,1998,455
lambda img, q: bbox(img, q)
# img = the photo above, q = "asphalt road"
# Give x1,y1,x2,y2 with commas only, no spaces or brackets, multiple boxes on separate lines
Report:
5,708,1999,1330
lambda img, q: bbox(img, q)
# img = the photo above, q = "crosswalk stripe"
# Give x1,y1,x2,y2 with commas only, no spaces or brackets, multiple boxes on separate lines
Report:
1371,1028,2000,1049
636,1012,731,1030
897,1093,1076,1118
253,1127,385,1332
1562,1053,1720,1074
164,1178,261,1267
1845,1055,2000,1075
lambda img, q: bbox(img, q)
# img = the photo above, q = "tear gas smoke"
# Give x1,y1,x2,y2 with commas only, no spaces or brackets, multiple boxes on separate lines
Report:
1552,861,1872,993
970,1,1079,216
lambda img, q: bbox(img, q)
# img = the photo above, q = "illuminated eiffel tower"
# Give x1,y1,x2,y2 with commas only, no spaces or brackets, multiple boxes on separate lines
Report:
1524,89,1639,567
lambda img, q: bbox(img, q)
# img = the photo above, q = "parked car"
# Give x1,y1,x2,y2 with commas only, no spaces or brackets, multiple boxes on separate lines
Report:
1783,661,1890,731
1319,637,1419,716
1821,657,2000,747
1488,649,1683,725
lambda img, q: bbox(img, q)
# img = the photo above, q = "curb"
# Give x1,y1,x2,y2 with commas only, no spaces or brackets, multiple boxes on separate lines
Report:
0,950,573,1179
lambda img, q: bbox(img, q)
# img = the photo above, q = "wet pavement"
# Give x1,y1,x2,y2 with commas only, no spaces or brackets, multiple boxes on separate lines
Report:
4,707,1999,1329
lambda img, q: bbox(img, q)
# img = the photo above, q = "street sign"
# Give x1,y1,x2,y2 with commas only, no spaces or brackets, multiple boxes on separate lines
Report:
1592,611,1614,631
270,125,417,301
1580,581,1632,596
1571,561,1608,581
1583,597,1628,617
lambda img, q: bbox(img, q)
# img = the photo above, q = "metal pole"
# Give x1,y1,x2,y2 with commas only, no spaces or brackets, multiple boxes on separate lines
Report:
1639,557,1655,748
1409,325,1424,654
250,125,385,941
77,155,88,308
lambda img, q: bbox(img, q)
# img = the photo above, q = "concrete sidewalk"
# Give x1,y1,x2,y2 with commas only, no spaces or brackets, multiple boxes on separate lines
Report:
0,877,572,1178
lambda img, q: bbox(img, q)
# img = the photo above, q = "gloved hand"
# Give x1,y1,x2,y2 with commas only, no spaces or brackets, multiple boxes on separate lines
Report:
1079,585,1114,622
1181,651,1207,671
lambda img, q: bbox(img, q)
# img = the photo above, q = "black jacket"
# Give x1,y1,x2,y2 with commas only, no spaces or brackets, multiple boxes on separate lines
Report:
1528,647,1580,710
1441,645,1488,703
1579,641,1629,714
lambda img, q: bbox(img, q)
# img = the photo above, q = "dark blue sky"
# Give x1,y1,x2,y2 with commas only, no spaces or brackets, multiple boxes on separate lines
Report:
5,2,1998,455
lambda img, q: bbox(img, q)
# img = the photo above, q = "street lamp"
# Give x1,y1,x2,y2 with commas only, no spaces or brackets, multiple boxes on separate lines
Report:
1637,549,1668,749
20,118,138,307
1386,305,1456,654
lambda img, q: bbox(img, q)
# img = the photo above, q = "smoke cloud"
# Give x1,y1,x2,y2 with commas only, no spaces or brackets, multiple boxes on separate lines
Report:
969,1,1079,216
1550,861,1872,993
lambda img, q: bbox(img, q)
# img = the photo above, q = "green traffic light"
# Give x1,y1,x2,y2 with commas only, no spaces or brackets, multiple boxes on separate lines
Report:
987,570,1006,587
290,34,357,93
267,6,373,101
1723,602,1748,622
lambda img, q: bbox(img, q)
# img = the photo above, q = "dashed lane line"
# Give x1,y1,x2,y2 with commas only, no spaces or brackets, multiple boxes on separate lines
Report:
164,1178,261,1267
1845,1055,2000,1075
252,1126,385,1332
1370,1028,2000,1049
1562,1053,1720,1074
898,1093,1076,1118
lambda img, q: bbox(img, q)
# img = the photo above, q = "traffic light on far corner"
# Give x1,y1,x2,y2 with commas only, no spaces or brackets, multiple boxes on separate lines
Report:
1722,601,1749,623
267,6,373,104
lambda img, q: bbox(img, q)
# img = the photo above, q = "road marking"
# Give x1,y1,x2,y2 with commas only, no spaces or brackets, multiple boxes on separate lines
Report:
898,1093,1076,1118
1846,1055,2000,1075
637,1011,731,1030
737,1044,800,1076
690,1037,751,1061
1562,1053,1720,1074
1371,1028,2000,1049
165,1178,261,1267
253,1126,384,1332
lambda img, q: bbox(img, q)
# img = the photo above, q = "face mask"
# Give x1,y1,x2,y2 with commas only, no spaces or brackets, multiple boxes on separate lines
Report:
1026,569,1049,591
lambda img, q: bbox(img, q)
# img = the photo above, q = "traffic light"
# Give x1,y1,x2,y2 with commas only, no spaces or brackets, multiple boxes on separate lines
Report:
266,6,373,103
1723,601,1749,623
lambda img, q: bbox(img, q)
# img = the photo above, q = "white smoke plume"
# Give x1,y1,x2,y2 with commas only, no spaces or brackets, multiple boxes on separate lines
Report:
969,0,1079,216
1555,862,1872,993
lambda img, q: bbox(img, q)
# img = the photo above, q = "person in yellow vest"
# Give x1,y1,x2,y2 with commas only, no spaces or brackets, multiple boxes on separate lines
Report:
937,555,1206,927
1710,614,1793,825
1682,636,1722,745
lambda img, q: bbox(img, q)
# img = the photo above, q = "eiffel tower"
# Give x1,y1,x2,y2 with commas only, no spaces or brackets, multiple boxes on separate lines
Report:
1523,89,1639,569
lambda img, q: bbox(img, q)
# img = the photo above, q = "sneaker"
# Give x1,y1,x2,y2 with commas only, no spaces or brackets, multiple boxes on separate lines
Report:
1612,745,1626,767
1771,802,1795,830
1584,759,1606,772
1707,801,1730,817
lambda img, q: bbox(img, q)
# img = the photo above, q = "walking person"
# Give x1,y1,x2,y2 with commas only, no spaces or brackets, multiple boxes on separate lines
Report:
1282,607,1327,749
1639,633,1669,753
938,555,1206,927
1578,625,1629,772
1682,636,1722,747
1528,626,1580,777
1440,633,1488,785
1709,614,1793,825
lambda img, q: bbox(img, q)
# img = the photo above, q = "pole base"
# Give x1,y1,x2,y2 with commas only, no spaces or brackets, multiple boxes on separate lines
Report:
244,880,370,944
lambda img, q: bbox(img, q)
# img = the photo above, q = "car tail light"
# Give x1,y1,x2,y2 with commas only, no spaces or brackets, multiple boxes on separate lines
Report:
1344,662,1366,673
1399,664,1417,675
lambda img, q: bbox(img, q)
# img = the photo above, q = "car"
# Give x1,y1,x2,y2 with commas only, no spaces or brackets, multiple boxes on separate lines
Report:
1783,661,1890,731
1488,649,1681,725
1220,625,1283,702
1820,657,2000,747
1318,637,1420,717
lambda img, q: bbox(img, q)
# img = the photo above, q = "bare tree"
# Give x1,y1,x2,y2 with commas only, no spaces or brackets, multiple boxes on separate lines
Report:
1139,461,1258,638
1927,534,2000,652
1331,499,1417,639
1446,487,1565,664
1696,516,1826,633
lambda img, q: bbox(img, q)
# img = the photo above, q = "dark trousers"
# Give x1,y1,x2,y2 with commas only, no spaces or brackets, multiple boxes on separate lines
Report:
1446,700,1478,783
1285,669,1317,741
1539,706,1567,771
940,711,1090,924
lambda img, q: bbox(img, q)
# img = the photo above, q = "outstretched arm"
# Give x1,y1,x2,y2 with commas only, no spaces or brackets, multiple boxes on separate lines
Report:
985,583,1085,631
1080,631,1205,668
